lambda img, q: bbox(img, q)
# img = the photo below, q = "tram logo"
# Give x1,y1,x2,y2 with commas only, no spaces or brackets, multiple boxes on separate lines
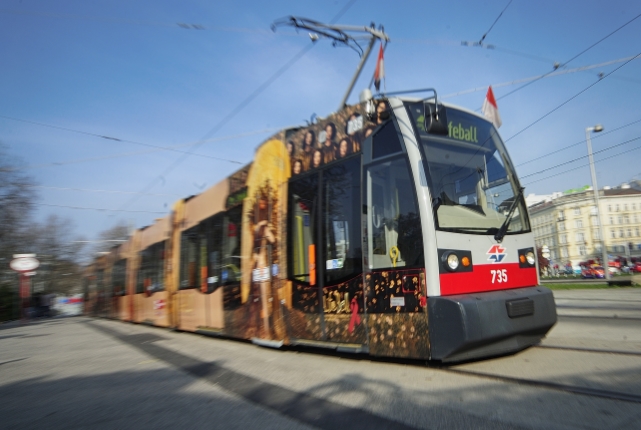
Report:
487,245,506,263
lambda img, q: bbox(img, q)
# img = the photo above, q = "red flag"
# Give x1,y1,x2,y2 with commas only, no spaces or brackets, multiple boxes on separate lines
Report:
374,43,385,92
482,86,502,128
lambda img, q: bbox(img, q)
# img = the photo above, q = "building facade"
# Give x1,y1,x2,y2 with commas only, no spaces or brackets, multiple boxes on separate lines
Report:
528,186,641,267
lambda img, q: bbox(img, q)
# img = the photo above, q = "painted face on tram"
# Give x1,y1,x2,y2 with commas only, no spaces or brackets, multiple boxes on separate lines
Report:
293,160,302,175
339,139,349,157
304,131,314,151
325,124,334,145
312,149,322,168
376,102,387,124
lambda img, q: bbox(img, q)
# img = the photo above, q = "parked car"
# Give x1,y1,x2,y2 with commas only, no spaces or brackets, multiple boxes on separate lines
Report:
581,266,605,279
608,266,620,275
631,262,641,273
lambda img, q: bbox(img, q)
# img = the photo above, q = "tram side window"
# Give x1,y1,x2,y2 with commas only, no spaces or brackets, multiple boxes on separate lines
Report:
136,252,146,294
137,242,166,294
288,173,319,283
366,156,424,270
180,227,201,289
372,120,402,159
205,215,224,293
223,206,242,284
112,259,126,296
97,269,105,297
323,156,362,283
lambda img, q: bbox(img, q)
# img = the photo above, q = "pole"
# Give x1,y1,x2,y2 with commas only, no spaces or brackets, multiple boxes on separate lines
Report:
20,273,30,322
338,36,377,111
586,126,609,280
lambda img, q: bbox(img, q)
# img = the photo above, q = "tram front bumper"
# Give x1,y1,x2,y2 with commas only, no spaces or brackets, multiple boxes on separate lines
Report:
428,286,557,363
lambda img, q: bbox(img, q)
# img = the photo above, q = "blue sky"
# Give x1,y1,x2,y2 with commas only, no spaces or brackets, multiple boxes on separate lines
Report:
1,0,640,244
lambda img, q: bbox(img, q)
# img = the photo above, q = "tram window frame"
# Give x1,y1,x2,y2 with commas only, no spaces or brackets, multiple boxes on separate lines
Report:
364,154,425,271
404,101,531,236
287,154,363,286
372,120,403,159
137,241,166,295
287,170,319,284
322,155,362,285
180,226,202,290
204,214,224,294
223,206,243,284
112,259,127,296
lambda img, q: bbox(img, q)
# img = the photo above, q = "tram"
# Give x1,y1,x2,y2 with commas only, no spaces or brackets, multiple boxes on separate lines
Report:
84,86,557,362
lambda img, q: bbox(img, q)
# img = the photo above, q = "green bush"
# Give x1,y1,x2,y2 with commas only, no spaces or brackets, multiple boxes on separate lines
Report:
0,283,18,322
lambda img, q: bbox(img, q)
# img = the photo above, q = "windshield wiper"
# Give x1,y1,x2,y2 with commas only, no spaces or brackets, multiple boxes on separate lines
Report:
493,186,525,243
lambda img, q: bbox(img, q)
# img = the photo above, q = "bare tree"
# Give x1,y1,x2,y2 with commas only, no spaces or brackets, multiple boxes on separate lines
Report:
0,143,36,320
93,221,130,254
0,143,37,264
31,214,87,295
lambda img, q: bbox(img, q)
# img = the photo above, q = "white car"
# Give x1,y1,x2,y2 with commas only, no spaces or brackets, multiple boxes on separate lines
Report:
608,266,620,275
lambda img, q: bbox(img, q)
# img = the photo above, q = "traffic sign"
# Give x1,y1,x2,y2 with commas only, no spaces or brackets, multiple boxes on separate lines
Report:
10,255,40,272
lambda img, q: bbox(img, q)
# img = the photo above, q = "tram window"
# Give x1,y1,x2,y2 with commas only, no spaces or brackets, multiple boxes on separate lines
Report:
323,157,362,283
137,242,166,294
288,173,319,283
136,250,146,294
180,227,201,289
97,269,105,296
372,121,402,159
366,156,424,270
205,215,224,293
223,206,242,283
112,259,126,296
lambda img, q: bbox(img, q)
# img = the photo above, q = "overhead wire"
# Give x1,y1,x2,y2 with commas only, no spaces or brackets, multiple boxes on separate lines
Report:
0,8,281,35
112,0,358,215
35,202,166,214
25,185,181,197
442,55,640,99
478,0,513,45
495,11,641,103
520,135,641,179
517,118,641,167
0,115,251,165
4,55,635,172
504,51,641,143
523,145,641,186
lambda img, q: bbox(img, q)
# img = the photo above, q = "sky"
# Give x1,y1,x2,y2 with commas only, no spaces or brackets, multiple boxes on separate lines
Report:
1,0,640,247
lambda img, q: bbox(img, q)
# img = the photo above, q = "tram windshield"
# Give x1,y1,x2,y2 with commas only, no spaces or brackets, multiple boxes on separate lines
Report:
405,102,530,235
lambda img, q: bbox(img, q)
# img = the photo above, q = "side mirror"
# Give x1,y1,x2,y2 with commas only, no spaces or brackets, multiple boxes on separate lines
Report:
424,103,448,136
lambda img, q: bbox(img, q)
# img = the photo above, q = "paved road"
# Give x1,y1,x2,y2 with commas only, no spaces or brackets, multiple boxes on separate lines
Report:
1,288,641,429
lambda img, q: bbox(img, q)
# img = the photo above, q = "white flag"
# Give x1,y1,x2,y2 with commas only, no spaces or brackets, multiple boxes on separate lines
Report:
482,86,502,128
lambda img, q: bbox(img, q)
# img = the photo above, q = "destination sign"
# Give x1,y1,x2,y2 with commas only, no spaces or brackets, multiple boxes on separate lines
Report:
405,102,495,146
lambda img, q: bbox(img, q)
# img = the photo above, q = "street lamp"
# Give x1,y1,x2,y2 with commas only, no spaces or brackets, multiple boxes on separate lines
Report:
585,124,609,280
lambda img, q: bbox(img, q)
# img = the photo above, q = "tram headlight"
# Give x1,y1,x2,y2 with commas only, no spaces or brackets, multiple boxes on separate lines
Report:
518,247,536,268
526,251,535,265
446,253,459,271
439,249,473,273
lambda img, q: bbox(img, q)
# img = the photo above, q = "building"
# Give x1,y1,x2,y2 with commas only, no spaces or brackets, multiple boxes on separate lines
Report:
528,184,641,267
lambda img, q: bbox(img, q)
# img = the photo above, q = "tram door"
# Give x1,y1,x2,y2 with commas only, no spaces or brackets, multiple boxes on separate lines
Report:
289,173,326,339
205,215,225,330
363,123,429,358
289,157,366,345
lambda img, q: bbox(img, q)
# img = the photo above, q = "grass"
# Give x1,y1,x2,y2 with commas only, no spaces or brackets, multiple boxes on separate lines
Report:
544,282,641,290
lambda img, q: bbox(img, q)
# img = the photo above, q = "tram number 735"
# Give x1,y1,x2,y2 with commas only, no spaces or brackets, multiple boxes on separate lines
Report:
491,269,508,283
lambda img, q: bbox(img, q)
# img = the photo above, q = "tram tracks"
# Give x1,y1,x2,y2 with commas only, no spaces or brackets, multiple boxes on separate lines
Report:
534,343,641,357
440,366,641,405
